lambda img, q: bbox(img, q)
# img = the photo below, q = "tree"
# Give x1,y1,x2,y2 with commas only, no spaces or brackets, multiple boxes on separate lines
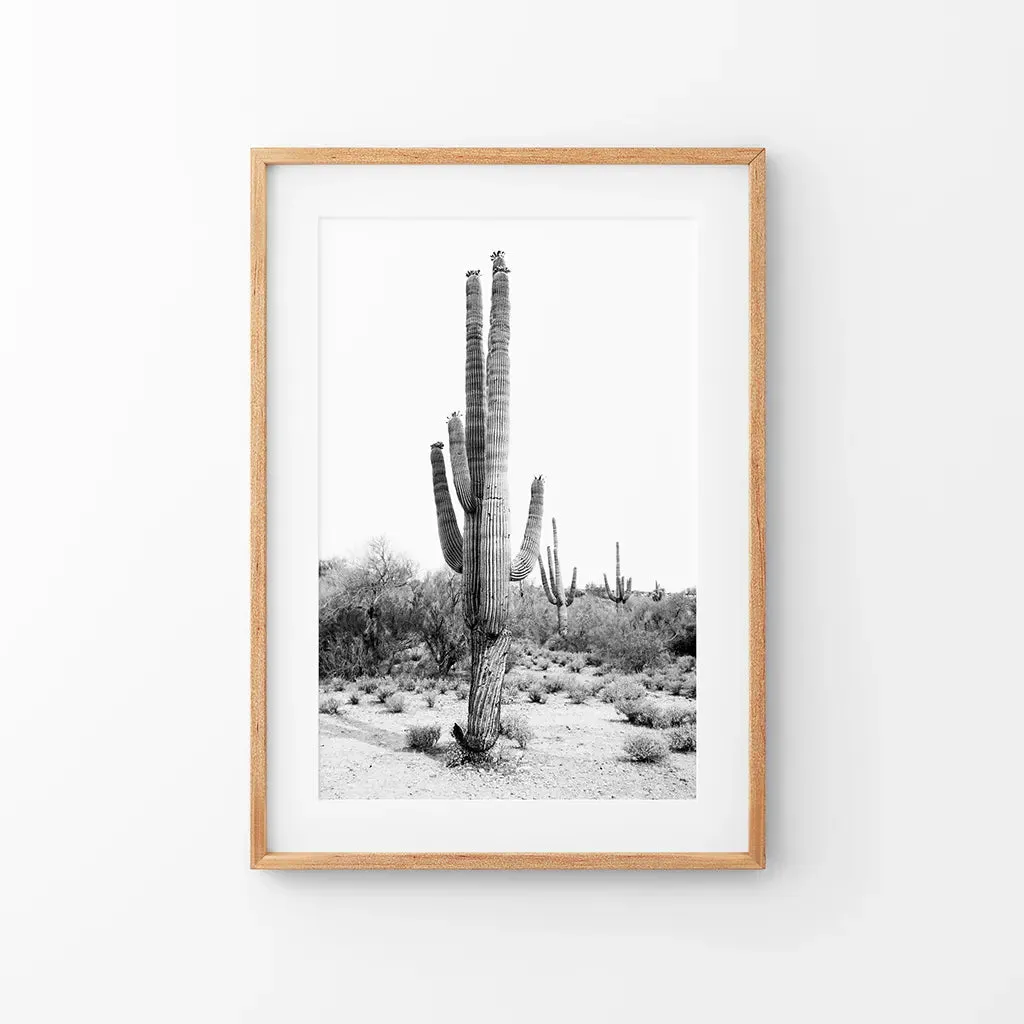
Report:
411,570,467,677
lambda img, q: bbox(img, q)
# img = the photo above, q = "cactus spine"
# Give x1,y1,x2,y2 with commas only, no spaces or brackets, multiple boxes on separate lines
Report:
603,541,633,610
430,252,544,751
537,518,577,638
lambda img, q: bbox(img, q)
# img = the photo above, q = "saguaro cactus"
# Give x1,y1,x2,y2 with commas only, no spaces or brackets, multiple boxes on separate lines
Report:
430,252,544,751
537,518,577,638
603,541,633,610
651,580,665,601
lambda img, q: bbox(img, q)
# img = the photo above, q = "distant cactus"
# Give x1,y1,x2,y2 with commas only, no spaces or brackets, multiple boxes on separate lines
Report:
603,541,633,610
537,518,577,638
651,580,665,601
429,251,544,751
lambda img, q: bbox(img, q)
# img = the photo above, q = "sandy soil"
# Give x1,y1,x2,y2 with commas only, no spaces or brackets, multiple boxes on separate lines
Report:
319,671,696,800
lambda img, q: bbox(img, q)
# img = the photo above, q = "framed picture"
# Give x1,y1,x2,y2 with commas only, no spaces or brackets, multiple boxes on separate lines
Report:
251,147,765,869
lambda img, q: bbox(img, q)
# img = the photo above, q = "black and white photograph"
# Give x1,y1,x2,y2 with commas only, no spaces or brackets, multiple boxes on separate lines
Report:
317,221,698,799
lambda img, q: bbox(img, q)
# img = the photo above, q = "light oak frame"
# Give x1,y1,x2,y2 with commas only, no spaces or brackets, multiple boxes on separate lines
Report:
251,147,766,869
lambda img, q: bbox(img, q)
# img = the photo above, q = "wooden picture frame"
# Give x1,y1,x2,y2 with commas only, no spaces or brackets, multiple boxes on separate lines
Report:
251,147,766,869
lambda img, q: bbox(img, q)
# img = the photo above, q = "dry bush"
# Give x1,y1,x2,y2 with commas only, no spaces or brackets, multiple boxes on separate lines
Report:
543,673,571,694
500,712,534,750
527,686,548,704
347,690,362,705
406,723,442,750
357,676,379,694
424,690,438,708
385,693,407,714
504,670,531,691
665,703,696,727
667,722,696,752
614,696,672,729
566,681,589,704
608,678,646,704
624,733,668,762
319,693,343,715
455,684,469,702
375,681,399,703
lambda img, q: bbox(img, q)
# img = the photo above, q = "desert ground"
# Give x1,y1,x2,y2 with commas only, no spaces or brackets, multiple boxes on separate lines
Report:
319,662,696,799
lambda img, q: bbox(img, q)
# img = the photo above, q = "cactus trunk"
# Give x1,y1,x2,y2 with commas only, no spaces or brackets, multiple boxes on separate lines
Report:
430,253,544,752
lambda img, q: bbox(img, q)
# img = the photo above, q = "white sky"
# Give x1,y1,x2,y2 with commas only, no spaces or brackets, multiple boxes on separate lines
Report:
319,218,697,591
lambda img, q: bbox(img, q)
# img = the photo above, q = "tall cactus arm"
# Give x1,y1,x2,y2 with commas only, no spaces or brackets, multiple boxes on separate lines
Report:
603,573,614,600
447,414,474,513
546,545,557,593
465,270,486,501
565,567,578,606
479,254,512,633
551,518,563,592
510,475,545,581
538,553,556,604
430,442,463,573
624,577,633,600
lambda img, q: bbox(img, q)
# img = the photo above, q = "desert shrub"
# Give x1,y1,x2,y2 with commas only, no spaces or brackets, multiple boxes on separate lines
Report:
424,690,438,708
566,681,589,704
376,681,399,703
357,676,379,694
596,627,667,673
504,670,531,692
501,680,520,704
585,651,603,667
565,655,584,674
667,722,696,752
406,723,442,750
319,693,343,715
399,677,419,692
385,693,407,714
535,657,550,671
455,684,469,702
527,686,547,704
665,703,696,727
437,680,449,695
543,673,570,694
608,678,646,704
678,655,696,673
614,696,670,729
624,733,668,762
501,712,534,750
347,690,362,705
327,677,346,692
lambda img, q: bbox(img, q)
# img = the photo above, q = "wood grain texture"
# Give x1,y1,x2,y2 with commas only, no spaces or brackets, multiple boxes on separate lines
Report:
250,151,268,868
253,852,764,870
250,147,767,869
747,151,767,867
253,147,763,166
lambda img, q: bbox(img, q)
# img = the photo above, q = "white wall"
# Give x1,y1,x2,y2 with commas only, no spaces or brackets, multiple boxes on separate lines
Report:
3,1,1022,1020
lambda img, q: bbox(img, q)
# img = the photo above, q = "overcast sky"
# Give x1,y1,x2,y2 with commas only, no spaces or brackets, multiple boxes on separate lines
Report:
319,217,697,591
